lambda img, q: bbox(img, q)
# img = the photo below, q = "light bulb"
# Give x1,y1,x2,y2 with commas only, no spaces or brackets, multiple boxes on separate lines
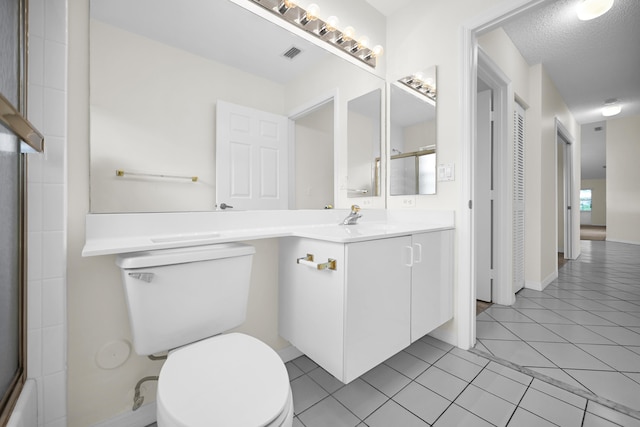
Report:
577,0,614,20
372,45,384,57
306,3,320,20
343,26,355,41
335,26,355,45
278,0,296,15
326,16,339,31
414,72,425,82
358,36,370,49
300,3,320,25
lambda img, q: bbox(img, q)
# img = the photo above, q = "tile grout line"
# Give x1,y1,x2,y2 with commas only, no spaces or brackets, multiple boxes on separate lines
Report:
468,347,640,421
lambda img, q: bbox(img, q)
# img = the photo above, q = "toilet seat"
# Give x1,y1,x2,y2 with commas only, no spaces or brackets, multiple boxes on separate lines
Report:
157,333,292,427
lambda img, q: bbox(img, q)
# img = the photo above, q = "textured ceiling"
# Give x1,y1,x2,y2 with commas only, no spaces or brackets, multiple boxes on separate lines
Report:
502,0,640,125
502,0,640,179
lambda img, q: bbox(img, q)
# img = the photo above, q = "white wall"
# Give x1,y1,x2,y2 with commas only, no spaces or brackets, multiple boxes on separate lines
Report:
606,114,640,244
294,101,334,209
22,0,68,426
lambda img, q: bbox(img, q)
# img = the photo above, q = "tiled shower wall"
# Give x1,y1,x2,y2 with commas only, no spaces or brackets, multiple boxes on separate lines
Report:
25,0,68,425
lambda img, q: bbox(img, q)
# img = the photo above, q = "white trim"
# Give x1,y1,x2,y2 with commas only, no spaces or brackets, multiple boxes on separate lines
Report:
606,238,640,246
525,270,558,292
460,0,556,349
555,118,578,260
91,403,157,427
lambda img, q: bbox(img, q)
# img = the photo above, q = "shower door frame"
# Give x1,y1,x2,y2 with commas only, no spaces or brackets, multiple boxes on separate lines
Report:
0,0,41,423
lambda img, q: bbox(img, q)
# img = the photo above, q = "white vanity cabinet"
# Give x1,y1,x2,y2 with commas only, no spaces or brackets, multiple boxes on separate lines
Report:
279,229,453,384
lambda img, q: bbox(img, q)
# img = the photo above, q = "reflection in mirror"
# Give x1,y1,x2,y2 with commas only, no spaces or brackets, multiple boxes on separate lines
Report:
389,66,437,196
89,0,383,213
347,89,382,198
293,100,334,209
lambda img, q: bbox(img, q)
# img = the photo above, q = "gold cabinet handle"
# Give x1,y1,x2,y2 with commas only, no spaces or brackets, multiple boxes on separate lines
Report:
296,254,338,271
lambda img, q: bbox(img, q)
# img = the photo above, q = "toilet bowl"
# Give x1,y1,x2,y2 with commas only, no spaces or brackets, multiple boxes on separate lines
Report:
156,333,293,427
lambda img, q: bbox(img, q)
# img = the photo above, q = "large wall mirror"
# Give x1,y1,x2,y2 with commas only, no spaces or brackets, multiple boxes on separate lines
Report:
389,66,437,196
89,0,385,213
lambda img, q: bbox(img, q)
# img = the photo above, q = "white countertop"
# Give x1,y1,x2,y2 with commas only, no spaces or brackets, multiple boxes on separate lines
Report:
82,210,455,256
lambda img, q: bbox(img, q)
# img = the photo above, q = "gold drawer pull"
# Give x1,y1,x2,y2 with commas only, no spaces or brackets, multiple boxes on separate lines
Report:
297,254,338,271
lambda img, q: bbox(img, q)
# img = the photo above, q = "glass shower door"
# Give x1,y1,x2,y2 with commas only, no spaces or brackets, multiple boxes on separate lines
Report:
0,123,22,418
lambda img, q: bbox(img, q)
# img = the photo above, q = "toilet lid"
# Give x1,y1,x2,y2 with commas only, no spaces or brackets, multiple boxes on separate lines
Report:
157,333,290,427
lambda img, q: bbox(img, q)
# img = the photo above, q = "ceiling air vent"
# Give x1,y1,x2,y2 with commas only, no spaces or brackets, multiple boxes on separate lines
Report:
282,46,302,60
595,126,603,131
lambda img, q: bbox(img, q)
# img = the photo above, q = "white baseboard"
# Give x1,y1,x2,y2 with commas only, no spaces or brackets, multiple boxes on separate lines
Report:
525,270,558,292
606,238,640,246
277,345,303,363
92,402,156,427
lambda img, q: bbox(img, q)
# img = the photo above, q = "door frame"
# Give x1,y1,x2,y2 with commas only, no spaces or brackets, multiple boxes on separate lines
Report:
476,48,514,307
459,0,552,349
555,118,575,260
287,90,339,209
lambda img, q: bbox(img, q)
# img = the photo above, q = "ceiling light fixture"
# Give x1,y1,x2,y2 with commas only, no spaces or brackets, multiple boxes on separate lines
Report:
602,99,622,117
250,0,383,68
577,0,614,21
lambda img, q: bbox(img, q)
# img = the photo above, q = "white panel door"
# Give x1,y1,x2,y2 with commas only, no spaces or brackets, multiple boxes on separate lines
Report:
475,90,493,302
216,101,288,210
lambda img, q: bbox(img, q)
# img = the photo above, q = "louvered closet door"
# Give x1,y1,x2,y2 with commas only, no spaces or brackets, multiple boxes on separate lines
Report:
512,103,526,292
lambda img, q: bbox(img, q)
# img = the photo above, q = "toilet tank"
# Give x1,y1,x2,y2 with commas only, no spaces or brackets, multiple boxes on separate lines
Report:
116,243,255,355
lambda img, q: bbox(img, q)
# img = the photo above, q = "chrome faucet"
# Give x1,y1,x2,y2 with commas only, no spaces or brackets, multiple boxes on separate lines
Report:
341,205,362,225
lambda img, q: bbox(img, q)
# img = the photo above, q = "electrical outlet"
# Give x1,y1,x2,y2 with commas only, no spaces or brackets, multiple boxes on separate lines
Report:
401,197,415,207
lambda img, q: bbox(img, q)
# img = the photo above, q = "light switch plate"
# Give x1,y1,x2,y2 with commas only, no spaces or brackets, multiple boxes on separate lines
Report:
438,163,455,181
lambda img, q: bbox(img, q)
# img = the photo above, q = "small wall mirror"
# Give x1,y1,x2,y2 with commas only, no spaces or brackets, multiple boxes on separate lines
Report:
389,66,437,196
347,89,382,198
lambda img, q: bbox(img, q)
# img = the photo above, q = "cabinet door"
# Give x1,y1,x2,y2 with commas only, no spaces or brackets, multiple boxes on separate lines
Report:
344,236,412,382
411,230,454,342
279,238,346,379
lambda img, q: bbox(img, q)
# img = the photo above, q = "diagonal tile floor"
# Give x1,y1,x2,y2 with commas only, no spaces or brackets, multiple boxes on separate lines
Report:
287,334,640,426
475,240,640,414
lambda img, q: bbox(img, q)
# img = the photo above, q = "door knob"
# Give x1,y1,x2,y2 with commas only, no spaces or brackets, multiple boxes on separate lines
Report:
219,203,234,210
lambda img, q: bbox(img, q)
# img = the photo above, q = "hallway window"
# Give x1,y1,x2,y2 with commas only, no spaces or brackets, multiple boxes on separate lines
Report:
580,189,592,211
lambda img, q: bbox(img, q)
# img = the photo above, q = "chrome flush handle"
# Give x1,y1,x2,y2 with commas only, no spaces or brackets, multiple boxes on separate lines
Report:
128,272,154,283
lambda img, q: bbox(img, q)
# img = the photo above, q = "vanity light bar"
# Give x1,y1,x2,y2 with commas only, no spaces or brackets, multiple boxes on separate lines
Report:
399,75,437,102
250,0,382,68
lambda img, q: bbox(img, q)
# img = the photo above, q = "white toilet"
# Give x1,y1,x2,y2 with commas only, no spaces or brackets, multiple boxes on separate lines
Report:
116,243,293,427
